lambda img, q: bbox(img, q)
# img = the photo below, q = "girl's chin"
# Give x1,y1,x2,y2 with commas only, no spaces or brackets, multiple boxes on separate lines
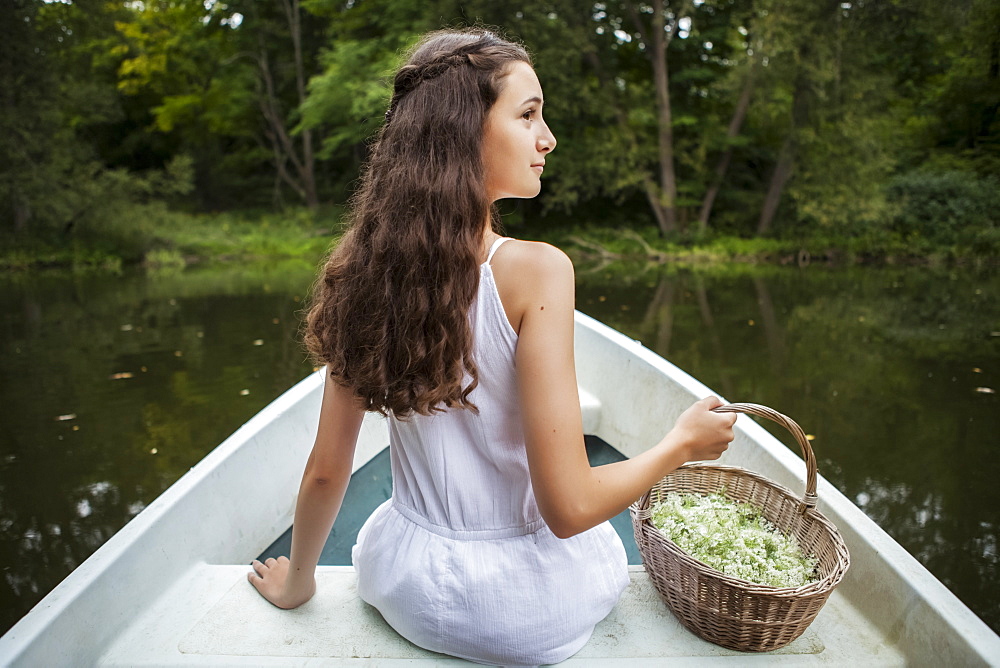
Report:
491,188,542,202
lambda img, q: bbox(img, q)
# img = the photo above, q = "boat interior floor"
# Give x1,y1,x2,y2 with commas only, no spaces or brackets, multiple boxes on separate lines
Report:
98,564,904,666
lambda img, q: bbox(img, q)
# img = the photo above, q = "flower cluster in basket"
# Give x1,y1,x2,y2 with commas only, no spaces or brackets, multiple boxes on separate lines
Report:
649,491,819,588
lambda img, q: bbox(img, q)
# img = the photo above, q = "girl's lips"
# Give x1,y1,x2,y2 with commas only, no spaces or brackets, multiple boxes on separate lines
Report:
532,165,544,173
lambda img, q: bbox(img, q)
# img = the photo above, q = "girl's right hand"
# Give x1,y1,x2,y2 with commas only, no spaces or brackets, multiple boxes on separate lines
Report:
248,556,315,610
670,396,737,462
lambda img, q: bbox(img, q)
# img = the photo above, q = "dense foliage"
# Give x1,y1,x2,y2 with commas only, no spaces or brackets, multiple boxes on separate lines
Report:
1,0,997,263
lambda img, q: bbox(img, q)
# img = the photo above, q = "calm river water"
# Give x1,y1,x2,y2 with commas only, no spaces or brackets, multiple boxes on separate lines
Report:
0,257,997,637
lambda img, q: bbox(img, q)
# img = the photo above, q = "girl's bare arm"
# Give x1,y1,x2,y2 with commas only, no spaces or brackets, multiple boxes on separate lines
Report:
248,372,364,608
502,242,736,539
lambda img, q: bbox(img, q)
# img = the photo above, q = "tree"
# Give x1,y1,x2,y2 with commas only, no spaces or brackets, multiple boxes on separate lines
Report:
112,0,327,209
244,0,322,208
622,0,692,235
297,0,436,188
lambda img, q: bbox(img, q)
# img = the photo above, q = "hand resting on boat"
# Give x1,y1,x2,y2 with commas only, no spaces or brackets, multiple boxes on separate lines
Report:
248,556,313,610
247,374,365,609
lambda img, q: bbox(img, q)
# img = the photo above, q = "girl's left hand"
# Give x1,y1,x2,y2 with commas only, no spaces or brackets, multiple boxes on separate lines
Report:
248,556,315,609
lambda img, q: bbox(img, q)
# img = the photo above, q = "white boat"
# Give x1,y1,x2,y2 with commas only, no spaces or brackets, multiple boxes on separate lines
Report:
2,311,998,666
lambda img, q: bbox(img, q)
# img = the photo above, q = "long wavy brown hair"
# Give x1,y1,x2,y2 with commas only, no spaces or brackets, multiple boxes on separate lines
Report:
305,28,531,417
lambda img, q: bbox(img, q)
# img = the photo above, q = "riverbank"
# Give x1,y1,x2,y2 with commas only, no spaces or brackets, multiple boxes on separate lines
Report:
2,206,997,271
533,225,1000,269
0,207,343,272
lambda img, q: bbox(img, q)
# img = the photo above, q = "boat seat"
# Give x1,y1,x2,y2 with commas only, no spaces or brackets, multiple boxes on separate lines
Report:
579,385,601,434
99,564,842,665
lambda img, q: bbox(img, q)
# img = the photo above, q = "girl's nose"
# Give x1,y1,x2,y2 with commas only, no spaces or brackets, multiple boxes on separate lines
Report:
539,127,556,153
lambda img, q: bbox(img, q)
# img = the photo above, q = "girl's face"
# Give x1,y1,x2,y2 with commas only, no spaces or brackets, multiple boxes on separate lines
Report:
482,62,557,202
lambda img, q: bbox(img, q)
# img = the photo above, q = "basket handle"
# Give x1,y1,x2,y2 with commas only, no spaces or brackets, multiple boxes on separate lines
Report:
711,403,818,510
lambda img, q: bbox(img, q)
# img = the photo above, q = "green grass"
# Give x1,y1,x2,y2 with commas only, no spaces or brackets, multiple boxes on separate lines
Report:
4,204,994,272
1,205,345,271
527,223,998,268
150,207,344,263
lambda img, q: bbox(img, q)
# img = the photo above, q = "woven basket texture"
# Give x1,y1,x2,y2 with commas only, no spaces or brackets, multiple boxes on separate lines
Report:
630,403,850,652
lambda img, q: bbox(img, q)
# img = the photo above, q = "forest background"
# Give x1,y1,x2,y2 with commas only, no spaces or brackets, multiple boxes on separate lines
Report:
2,0,999,270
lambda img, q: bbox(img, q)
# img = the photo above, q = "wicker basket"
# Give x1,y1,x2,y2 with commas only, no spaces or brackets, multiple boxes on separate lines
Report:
630,403,850,652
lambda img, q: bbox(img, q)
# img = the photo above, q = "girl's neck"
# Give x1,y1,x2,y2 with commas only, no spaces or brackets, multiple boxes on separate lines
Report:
481,228,502,264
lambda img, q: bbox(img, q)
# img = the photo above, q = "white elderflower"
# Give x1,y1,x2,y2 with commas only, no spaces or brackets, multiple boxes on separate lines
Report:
648,491,819,588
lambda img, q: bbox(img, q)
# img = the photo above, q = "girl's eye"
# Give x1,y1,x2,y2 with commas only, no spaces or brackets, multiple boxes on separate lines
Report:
522,109,536,121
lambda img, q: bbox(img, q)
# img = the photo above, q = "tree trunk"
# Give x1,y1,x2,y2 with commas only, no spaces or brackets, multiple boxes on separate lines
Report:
256,1,317,210
978,35,999,144
648,0,678,235
581,46,668,235
757,135,794,235
13,199,30,233
758,64,811,235
643,178,672,237
280,0,317,209
624,0,692,236
698,58,756,233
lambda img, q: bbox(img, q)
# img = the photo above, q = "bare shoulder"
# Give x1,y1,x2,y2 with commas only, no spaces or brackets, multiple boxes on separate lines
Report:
493,239,574,284
491,240,575,334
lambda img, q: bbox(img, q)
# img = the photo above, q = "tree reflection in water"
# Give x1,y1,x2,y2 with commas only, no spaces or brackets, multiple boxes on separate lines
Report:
0,262,318,634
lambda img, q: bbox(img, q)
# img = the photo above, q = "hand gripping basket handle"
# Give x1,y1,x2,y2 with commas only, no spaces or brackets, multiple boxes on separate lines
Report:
710,402,819,510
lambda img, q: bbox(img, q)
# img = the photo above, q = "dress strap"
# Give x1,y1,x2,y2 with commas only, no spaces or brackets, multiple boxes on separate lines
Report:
486,236,512,265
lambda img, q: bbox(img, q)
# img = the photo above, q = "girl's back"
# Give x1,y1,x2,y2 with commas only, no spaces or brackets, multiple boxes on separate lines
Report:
352,237,629,666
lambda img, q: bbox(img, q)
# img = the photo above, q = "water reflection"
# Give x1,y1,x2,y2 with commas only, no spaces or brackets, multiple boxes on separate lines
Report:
0,262,318,633
0,260,997,637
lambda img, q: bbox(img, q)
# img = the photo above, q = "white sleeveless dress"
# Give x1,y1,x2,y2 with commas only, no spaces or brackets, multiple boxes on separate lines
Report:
352,238,629,666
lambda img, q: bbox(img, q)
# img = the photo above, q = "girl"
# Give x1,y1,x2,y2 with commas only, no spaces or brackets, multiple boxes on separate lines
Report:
248,27,736,666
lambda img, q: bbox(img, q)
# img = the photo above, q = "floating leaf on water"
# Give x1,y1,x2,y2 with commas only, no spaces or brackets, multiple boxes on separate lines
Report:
806,434,815,441
858,316,865,322
150,448,158,454
620,305,630,311
239,389,250,396
253,339,264,346
197,331,204,338
972,368,982,373
598,296,606,302
272,318,280,325
975,387,996,394
312,366,322,372
140,366,147,372
72,425,79,431
109,372,134,380
174,351,183,357
169,299,177,306
747,319,755,326
120,324,133,332
55,414,76,421
991,332,1000,337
